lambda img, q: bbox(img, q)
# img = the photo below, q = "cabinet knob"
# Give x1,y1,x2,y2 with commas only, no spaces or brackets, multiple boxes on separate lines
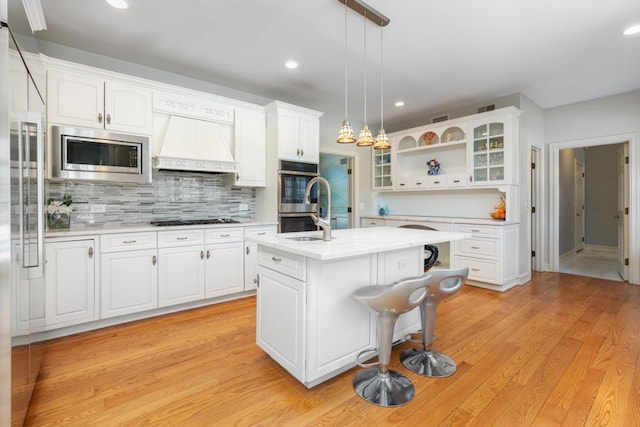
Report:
152,255,157,266
98,112,103,124
106,113,111,125
271,256,282,263
88,247,94,259
206,250,210,259
200,250,205,260
246,246,250,255
300,149,304,156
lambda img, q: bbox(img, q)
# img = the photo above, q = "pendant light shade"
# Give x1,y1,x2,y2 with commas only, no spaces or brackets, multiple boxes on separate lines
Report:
373,24,390,150
337,0,356,144
357,124,374,146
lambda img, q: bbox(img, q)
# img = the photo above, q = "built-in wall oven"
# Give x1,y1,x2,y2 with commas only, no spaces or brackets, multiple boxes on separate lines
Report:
278,160,319,233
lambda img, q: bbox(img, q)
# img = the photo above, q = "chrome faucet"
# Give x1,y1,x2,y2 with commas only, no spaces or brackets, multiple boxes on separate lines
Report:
304,176,331,241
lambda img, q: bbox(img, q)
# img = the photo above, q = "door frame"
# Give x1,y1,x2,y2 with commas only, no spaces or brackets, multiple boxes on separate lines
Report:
617,143,629,280
318,147,358,229
530,146,541,271
574,158,585,253
549,132,639,285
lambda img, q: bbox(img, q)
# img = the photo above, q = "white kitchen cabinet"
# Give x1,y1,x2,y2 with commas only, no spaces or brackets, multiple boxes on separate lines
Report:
205,228,244,298
468,108,520,186
100,232,158,319
360,218,385,228
266,101,322,163
231,106,266,187
45,238,98,329
372,148,393,190
47,68,152,135
244,225,277,291
157,230,206,307
453,222,519,290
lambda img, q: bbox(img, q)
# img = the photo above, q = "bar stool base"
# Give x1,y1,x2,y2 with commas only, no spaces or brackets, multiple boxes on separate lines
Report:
400,348,457,378
353,368,415,407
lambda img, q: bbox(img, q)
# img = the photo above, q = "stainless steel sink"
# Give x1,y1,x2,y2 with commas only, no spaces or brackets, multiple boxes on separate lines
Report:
286,236,324,242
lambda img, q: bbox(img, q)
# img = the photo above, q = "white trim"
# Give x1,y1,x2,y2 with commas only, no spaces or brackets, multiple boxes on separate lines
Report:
549,132,639,285
585,244,617,253
22,0,46,31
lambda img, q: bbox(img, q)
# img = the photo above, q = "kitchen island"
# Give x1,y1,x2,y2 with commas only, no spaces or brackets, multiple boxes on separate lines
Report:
246,226,469,387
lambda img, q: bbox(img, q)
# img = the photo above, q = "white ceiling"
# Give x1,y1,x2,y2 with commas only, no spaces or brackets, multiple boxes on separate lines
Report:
12,0,640,130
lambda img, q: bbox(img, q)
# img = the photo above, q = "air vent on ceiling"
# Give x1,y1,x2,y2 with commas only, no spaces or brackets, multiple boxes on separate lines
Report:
478,104,496,113
431,114,449,123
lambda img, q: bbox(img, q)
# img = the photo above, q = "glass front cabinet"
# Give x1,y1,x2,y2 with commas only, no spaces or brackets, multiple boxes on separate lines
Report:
468,108,520,186
372,148,392,190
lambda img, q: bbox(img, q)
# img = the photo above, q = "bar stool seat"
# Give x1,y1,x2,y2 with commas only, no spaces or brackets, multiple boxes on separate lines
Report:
400,268,468,378
352,274,431,407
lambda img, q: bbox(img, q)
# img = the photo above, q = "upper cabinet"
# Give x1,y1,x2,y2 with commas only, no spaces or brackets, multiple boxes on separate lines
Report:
47,69,152,135
230,106,266,187
266,101,323,164
378,107,520,192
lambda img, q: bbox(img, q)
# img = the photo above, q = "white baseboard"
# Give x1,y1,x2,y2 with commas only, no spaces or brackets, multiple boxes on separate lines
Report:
585,244,617,253
559,250,576,263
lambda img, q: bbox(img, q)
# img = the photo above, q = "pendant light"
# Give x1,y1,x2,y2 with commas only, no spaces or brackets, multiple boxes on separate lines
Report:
373,24,390,150
337,0,356,143
356,11,374,147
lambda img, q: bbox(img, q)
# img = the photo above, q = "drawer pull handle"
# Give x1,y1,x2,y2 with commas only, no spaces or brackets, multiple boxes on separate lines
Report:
206,250,210,259
471,268,480,272
200,250,205,259
434,181,441,184
220,234,231,237
453,180,460,183
257,232,266,235
88,247,94,259
176,237,189,241
246,246,250,255
271,256,282,263
152,255,157,266
471,229,481,233
400,183,405,186
123,240,137,244
471,246,481,249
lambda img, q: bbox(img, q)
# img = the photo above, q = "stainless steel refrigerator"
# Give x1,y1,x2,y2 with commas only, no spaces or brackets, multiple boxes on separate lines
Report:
1,0,46,424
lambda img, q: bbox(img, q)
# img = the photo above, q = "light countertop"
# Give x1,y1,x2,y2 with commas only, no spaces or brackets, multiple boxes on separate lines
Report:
360,215,517,226
245,226,470,261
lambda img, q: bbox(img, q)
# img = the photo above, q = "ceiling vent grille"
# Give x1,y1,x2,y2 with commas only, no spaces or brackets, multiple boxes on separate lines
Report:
478,104,496,113
431,114,449,123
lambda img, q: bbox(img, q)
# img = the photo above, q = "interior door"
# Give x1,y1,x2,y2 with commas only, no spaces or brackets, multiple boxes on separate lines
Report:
575,160,585,253
617,144,629,280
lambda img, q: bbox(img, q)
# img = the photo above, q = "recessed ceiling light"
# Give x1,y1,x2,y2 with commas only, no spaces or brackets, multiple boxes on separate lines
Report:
623,24,640,35
106,0,128,9
394,101,405,107
284,60,299,69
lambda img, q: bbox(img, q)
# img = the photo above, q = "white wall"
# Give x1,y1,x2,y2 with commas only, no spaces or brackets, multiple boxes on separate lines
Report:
585,145,619,247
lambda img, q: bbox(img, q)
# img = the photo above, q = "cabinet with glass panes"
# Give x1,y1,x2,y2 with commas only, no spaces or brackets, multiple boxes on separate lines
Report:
372,148,392,190
468,107,520,186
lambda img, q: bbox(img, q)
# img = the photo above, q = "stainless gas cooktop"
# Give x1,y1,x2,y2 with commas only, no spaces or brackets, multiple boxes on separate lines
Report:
150,218,240,226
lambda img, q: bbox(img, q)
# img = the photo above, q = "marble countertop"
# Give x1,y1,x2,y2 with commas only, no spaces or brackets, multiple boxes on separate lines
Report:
245,226,470,261
360,215,518,226
45,221,278,238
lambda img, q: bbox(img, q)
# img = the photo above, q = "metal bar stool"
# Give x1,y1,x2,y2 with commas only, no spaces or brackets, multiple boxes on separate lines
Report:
352,274,431,407
400,268,468,378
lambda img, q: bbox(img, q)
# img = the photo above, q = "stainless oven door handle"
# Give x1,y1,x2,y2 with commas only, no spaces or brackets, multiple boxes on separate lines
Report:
277,170,320,177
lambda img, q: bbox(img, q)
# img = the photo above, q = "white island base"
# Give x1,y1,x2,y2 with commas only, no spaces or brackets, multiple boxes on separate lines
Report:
248,227,469,388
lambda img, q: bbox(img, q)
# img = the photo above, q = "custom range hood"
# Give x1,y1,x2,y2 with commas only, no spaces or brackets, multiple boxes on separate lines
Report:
153,115,237,173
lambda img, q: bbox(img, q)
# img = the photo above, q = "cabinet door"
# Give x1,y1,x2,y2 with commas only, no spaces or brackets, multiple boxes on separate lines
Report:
233,107,266,187
277,109,301,161
47,69,103,128
470,121,508,185
372,148,392,190
158,246,205,307
205,242,244,298
45,239,97,329
101,249,158,318
299,114,319,163
104,81,152,135
256,267,306,382
244,242,259,291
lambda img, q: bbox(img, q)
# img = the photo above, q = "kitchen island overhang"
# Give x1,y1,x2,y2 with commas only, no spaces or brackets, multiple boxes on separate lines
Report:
247,226,471,387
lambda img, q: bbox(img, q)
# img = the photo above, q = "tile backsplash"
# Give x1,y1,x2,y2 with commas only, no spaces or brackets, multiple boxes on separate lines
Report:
46,170,255,229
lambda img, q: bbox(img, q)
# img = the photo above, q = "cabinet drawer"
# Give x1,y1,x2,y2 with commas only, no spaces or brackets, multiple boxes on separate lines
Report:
456,238,497,259
100,232,157,253
158,229,205,248
455,257,497,282
361,218,385,228
447,174,467,187
259,246,306,281
396,177,411,190
206,227,244,243
427,175,447,188
455,224,499,238
411,177,428,189
244,225,277,238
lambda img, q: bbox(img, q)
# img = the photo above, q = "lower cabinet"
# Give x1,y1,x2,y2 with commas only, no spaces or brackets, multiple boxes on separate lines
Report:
158,244,206,307
205,228,245,298
45,238,98,329
244,225,277,291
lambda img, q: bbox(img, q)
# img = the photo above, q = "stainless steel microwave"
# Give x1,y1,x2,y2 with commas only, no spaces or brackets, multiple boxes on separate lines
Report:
50,126,151,183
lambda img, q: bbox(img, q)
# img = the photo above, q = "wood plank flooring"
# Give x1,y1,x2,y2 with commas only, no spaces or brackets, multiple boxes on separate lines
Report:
22,272,640,426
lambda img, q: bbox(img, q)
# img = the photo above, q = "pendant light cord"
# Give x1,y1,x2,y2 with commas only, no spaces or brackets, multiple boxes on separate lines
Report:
380,25,383,130
344,0,348,119
363,11,367,125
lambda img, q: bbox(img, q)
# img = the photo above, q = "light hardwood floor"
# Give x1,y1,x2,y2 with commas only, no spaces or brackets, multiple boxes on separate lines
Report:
22,272,640,426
